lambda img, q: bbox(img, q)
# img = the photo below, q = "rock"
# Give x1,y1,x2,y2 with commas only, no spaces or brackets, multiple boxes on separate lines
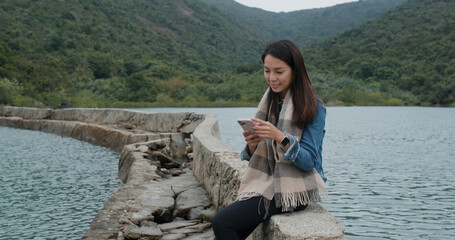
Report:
158,220,200,232
169,227,201,235
119,215,137,226
160,170,201,195
140,220,158,228
126,201,142,212
161,233,186,240
122,225,162,240
141,227,163,239
148,141,167,151
127,210,154,225
200,206,216,222
172,209,178,219
122,225,142,239
170,133,189,163
173,217,185,222
126,152,162,184
187,206,204,220
169,169,185,176
136,144,149,153
175,187,211,217
186,139,193,153
135,183,175,211
152,208,173,224
117,231,125,240
168,222,212,235
188,222,212,232
181,161,193,169
152,152,181,169
185,228,215,240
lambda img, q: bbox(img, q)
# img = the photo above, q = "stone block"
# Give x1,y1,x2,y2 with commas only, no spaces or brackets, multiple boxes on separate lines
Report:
40,120,77,137
187,206,204,220
253,204,346,240
127,210,154,225
158,220,200,232
0,106,51,119
160,170,201,195
175,187,211,217
184,229,215,240
161,233,186,240
122,225,162,240
118,148,134,183
71,123,131,151
200,206,216,222
21,119,41,131
170,133,190,163
126,152,161,184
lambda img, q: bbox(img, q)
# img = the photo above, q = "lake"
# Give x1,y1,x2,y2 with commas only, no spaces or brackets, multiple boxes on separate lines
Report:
0,127,121,239
1,106,454,239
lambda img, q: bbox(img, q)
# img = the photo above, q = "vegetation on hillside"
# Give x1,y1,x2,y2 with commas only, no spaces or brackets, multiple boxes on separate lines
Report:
305,0,455,106
0,0,265,108
1,0,453,108
202,0,406,49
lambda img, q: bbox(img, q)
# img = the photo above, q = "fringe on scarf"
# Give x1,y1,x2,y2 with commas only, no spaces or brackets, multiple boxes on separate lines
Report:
275,189,329,212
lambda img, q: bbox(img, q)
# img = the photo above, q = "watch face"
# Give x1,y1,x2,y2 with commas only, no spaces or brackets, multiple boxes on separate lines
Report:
281,137,289,146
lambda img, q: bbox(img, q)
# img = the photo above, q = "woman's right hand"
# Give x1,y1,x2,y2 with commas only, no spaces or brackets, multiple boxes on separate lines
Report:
243,130,261,155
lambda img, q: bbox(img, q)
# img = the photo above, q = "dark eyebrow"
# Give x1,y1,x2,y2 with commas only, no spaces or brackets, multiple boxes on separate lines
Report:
264,66,284,70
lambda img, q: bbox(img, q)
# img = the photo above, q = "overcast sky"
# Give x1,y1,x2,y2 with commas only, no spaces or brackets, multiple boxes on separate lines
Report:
234,0,358,12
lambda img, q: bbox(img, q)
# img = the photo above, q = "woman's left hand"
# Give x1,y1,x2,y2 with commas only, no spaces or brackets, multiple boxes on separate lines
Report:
251,118,285,142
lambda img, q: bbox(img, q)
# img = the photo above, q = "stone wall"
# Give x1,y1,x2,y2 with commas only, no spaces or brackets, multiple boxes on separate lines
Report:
0,106,345,239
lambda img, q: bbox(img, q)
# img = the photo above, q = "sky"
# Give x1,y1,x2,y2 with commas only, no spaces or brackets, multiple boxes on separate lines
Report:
234,0,358,13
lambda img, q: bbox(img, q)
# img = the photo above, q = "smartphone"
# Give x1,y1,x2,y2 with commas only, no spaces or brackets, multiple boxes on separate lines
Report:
237,118,257,133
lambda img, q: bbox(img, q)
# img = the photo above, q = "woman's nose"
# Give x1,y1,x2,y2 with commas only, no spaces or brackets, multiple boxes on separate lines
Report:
269,73,277,81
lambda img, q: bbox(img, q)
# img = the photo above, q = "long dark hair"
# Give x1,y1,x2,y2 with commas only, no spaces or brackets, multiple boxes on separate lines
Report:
261,40,317,129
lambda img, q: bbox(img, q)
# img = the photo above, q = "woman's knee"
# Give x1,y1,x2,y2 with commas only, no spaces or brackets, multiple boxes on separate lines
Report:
212,210,225,232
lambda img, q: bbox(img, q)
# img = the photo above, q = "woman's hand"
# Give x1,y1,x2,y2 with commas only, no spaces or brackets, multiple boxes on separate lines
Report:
251,118,286,143
243,130,261,155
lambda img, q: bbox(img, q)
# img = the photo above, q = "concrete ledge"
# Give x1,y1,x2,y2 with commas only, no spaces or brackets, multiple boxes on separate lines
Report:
192,114,346,239
0,106,52,119
0,106,203,133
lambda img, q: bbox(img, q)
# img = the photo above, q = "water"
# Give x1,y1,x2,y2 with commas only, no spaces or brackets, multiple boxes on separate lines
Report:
129,106,455,239
0,127,121,240
1,107,454,239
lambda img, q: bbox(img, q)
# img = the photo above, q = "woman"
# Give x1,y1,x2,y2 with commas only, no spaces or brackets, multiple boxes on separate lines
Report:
212,40,328,240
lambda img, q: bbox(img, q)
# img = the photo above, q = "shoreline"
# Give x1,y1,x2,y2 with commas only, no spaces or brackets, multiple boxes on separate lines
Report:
3,101,454,109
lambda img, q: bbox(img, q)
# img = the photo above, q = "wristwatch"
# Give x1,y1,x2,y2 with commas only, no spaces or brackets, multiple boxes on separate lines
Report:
280,136,290,146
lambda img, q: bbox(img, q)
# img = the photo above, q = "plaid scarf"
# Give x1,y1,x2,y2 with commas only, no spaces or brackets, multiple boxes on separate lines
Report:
237,88,327,213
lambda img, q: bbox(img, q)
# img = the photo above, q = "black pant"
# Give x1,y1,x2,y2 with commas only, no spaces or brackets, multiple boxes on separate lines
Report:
212,197,307,240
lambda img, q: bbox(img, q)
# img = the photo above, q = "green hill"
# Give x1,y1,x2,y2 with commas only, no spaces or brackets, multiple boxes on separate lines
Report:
202,0,406,49
1,0,453,107
0,0,266,107
305,0,455,106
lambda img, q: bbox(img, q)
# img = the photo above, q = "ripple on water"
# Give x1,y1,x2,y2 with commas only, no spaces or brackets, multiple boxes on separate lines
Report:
0,127,121,239
319,107,455,240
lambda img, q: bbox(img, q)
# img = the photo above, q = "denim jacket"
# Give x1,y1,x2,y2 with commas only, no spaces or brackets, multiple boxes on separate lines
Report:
240,100,327,182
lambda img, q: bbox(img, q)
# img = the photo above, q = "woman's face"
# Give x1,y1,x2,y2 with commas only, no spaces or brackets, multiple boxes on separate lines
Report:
264,54,293,100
